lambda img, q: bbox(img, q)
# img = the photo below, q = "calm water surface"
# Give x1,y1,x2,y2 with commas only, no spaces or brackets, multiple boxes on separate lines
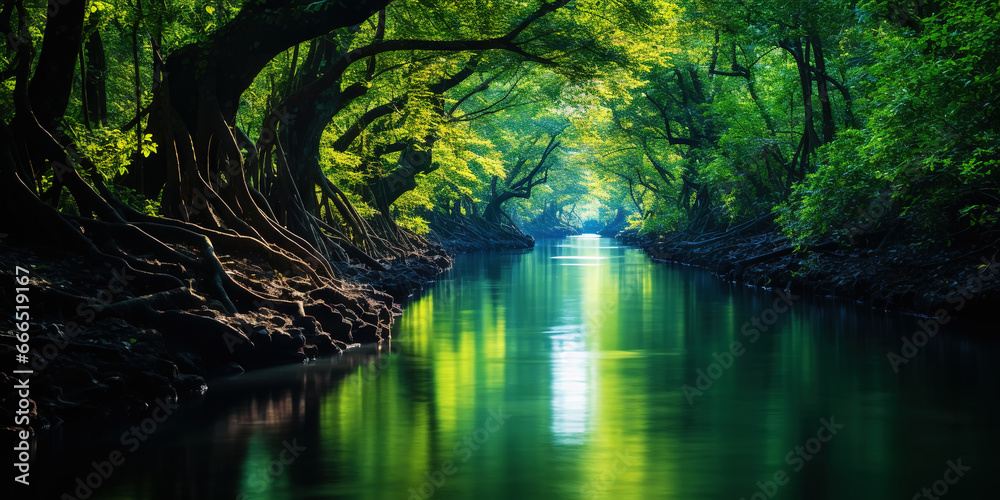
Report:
36,236,1000,499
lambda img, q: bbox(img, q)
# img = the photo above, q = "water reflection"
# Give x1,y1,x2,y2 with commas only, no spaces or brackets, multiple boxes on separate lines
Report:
32,237,1000,499
549,325,589,444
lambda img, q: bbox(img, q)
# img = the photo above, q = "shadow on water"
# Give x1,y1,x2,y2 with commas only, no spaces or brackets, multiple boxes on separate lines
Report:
31,236,1000,499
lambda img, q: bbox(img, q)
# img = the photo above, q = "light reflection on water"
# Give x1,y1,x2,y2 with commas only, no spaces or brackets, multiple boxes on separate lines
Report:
32,237,1000,499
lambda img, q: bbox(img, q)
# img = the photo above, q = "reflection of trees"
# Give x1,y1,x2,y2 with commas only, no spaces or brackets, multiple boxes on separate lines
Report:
77,351,386,499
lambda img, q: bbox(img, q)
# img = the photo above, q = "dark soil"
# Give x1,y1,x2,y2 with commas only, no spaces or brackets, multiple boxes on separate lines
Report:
620,225,1000,329
0,236,452,436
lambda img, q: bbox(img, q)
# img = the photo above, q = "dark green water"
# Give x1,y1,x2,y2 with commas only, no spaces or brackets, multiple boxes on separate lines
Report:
36,236,1000,499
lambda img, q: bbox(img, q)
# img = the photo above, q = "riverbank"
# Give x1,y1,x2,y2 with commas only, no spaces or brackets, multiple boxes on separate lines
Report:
620,224,1000,327
0,236,452,434
0,211,545,434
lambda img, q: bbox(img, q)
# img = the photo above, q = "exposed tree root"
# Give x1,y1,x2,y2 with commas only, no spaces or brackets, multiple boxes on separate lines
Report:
0,119,450,435
429,212,534,251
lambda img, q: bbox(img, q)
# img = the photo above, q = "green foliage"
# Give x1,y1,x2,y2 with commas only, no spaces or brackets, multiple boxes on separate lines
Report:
66,121,157,180
9,0,996,250
778,0,1000,245
113,185,162,217
776,129,889,245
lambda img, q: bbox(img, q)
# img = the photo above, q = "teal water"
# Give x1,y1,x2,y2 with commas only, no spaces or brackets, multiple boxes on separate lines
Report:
35,236,999,499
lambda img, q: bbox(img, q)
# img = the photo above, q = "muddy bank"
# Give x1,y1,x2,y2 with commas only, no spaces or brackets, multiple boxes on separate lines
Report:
0,238,452,435
620,225,1000,328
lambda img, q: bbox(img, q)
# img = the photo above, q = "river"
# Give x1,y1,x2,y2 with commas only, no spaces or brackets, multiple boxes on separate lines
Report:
35,236,1000,499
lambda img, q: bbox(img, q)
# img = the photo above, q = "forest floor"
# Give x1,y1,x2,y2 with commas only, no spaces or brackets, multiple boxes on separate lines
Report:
622,224,1000,330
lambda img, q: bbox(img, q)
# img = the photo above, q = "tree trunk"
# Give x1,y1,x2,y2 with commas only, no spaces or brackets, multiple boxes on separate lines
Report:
484,191,517,224
26,0,86,132
364,145,437,215
780,38,819,181
124,0,392,198
811,35,835,143
84,13,109,127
